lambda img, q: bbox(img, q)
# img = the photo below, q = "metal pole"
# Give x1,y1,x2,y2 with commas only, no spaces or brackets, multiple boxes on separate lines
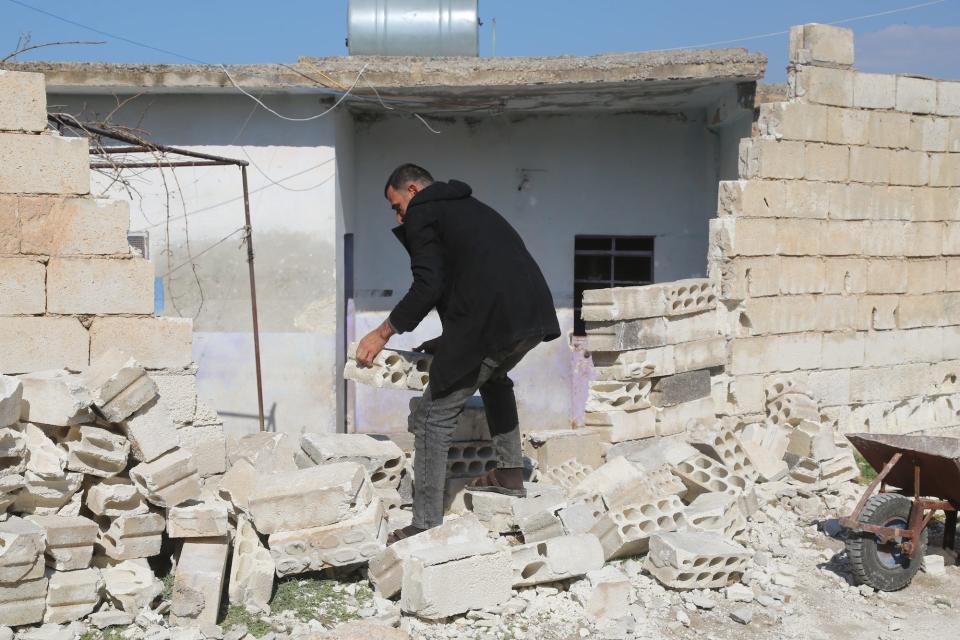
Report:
241,166,266,431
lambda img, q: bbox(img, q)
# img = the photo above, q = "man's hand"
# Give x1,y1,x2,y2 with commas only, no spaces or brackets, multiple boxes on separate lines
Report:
413,336,441,354
355,319,396,366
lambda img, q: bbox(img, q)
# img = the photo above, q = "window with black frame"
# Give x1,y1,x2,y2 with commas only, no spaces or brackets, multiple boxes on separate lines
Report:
573,236,654,336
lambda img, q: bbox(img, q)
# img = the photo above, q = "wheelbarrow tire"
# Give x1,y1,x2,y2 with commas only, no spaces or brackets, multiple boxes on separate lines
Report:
846,493,927,592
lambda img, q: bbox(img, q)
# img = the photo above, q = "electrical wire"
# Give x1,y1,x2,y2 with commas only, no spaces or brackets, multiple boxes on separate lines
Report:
159,227,246,278
219,62,368,122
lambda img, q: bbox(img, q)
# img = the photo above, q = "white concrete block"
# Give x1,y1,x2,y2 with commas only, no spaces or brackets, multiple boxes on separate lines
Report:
0,577,47,626
248,462,371,534
0,317,89,375
269,498,387,574
169,536,229,627
98,512,165,560
47,257,154,315
0,257,45,314
0,375,22,428
300,433,404,488
85,477,148,518
19,197,129,256
228,516,273,612
368,513,490,598
122,398,179,463
44,567,101,624
0,71,47,132
788,24,854,67
0,517,45,582
166,501,230,538
644,531,751,589
81,349,154,423
177,424,226,478
400,540,512,620
90,317,193,370
17,370,92,427
27,514,98,571
897,75,937,114
790,65,854,107
854,72,896,109
590,494,687,560
129,447,202,508
101,560,163,613
511,533,604,587
62,425,130,478
0,133,89,195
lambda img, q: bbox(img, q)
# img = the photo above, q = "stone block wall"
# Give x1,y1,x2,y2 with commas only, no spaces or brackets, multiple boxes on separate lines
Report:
709,24,960,435
0,69,217,435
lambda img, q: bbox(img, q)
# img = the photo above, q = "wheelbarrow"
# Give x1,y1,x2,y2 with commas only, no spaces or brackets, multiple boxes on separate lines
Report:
840,433,959,591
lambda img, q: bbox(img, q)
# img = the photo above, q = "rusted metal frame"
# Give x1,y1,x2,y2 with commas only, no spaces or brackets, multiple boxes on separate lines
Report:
241,166,266,432
49,113,249,166
90,161,238,169
90,145,152,154
840,452,904,529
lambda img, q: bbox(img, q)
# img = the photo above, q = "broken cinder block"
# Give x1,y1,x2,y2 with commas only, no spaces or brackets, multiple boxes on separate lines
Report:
400,540,512,620
101,559,163,613
590,494,688,561
524,429,604,470
17,370,92,427
0,375,23,428
166,501,230,538
0,577,47,626
344,344,431,391
98,512,165,560
368,513,489,598
86,477,149,518
169,537,229,627
81,349,157,423
269,497,387,575
643,531,752,590
300,433,404,489
27,514,98,571
248,462,372,534
228,516,274,613
62,425,130,478
44,567,102,624
511,533,605,587
122,398,180,463
0,517,46,582
129,447,202,508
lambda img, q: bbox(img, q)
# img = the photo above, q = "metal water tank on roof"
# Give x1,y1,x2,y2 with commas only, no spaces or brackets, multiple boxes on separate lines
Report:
348,0,479,56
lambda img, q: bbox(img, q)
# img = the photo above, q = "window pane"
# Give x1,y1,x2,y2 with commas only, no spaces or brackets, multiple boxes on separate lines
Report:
614,237,654,252
574,254,612,282
575,237,612,251
613,255,652,282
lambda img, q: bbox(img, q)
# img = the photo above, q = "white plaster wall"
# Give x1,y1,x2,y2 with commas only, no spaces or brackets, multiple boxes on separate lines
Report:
350,110,722,434
49,93,342,439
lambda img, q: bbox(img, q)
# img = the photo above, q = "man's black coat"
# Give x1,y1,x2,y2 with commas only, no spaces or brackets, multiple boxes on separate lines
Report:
388,180,560,396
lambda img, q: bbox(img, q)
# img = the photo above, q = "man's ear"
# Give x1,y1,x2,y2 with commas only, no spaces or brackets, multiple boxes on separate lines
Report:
407,183,420,196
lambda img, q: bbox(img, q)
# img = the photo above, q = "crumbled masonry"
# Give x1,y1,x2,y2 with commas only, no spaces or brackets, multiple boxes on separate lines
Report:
0,20,959,639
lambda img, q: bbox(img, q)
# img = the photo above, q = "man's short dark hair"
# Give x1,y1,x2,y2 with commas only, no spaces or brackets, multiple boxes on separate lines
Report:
385,163,434,197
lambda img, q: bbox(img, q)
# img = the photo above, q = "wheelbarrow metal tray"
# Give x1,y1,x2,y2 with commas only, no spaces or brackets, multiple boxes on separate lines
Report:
847,433,960,504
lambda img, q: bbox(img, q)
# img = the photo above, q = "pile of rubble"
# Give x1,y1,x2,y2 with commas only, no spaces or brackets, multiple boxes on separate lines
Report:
341,294,864,632
0,348,243,630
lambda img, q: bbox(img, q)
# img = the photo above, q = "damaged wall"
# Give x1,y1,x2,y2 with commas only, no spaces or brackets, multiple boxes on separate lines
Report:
43,93,344,438
709,24,960,435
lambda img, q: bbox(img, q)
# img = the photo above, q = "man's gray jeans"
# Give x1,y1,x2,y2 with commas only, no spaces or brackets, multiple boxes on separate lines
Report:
408,335,542,530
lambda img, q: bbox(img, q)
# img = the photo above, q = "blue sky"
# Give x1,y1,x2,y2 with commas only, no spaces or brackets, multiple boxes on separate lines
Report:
1,0,959,82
